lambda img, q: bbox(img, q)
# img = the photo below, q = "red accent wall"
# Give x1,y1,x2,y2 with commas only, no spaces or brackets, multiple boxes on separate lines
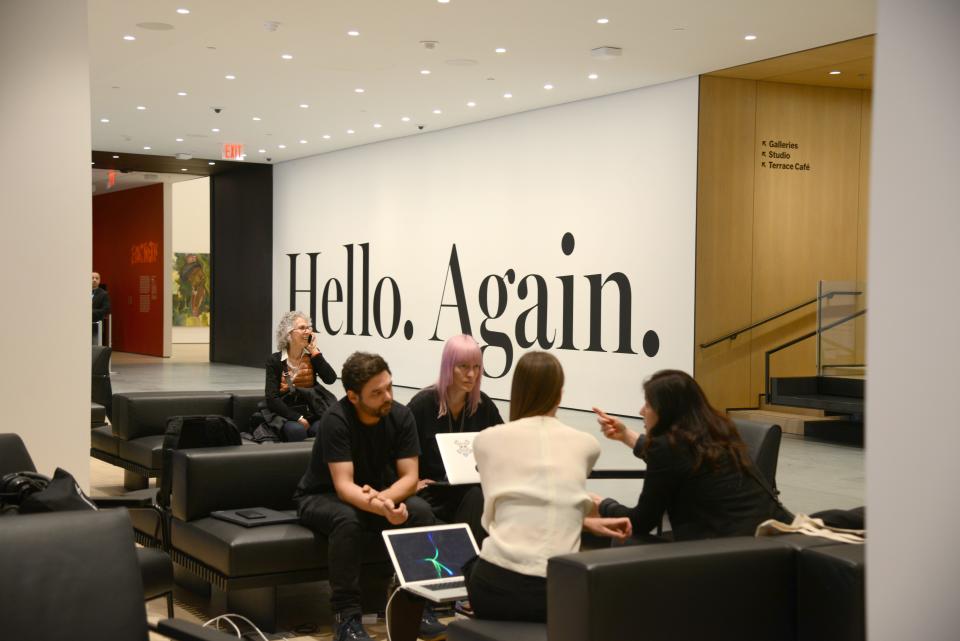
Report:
92,184,164,356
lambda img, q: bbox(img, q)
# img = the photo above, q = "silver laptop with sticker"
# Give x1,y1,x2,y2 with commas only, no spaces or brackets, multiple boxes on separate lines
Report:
382,523,479,602
434,432,480,485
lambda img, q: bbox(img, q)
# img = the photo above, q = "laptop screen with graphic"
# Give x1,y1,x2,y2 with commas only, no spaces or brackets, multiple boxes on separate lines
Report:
386,525,477,583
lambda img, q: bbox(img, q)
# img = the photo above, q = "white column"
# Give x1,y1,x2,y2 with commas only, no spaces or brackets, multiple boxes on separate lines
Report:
0,0,92,487
867,1,960,639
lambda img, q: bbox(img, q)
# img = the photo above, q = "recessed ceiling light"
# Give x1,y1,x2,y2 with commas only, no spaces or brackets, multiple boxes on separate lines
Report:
829,70,842,75
99,118,110,123
543,84,554,90
252,116,261,121
176,8,190,14
299,139,307,144
258,148,266,153
494,47,506,54
587,73,599,80
177,91,187,96
354,88,365,93
299,104,309,109
181,168,188,171
466,101,476,107
744,34,757,41
433,109,442,114
401,116,411,122
175,138,184,142
322,134,331,139
211,128,220,132
136,105,147,110
373,123,382,128
225,74,236,80
503,93,512,99
596,17,609,24
346,129,355,134
123,35,136,41
347,30,359,37
208,161,215,165
438,0,450,3
281,53,293,60
143,146,151,150
420,69,431,75
278,144,287,149
112,155,119,159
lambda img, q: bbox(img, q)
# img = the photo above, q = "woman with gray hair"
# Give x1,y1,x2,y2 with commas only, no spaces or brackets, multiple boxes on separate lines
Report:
265,311,338,441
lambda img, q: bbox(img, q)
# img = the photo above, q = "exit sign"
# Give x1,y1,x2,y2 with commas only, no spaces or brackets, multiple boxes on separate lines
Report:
222,143,244,160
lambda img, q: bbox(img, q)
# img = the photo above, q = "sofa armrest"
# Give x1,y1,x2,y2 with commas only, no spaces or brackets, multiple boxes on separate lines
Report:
154,618,237,640
547,537,800,641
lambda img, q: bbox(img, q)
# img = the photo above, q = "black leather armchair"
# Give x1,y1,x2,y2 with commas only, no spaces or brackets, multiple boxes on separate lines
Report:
0,510,232,641
0,432,174,617
734,417,784,489
92,344,113,425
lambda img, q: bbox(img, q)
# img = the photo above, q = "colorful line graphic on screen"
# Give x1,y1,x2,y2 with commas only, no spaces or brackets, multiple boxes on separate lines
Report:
420,533,455,578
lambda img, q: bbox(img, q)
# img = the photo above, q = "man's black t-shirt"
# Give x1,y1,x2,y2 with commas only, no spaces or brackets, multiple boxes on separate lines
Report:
295,396,420,497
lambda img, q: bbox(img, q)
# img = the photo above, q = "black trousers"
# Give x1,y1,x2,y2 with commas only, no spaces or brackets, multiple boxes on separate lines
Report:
297,492,435,617
419,483,487,545
463,557,546,623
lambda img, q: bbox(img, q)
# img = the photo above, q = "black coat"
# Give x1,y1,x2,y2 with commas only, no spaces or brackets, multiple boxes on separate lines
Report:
264,351,338,422
92,287,111,322
600,435,791,541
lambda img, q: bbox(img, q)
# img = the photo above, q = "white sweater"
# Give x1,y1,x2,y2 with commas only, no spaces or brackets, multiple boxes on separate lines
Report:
473,415,601,577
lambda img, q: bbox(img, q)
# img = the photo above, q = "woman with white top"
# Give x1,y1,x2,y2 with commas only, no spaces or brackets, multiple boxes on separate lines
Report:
465,351,632,622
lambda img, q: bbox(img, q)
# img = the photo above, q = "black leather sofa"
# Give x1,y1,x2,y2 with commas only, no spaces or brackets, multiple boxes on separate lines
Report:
90,389,266,490
450,534,865,641
165,443,392,632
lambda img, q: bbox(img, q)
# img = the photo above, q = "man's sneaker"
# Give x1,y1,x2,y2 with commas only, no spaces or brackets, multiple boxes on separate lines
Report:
333,613,373,641
419,605,448,641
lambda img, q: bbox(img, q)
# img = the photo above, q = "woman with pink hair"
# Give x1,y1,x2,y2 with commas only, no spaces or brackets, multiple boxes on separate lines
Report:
407,334,503,543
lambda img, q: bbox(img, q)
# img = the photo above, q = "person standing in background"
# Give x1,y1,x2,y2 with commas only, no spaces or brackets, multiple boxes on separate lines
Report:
92,271,111,344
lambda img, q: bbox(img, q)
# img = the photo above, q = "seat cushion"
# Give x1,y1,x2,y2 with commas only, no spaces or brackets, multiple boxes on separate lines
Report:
449,619,547,641
118,435,165,470
91,425,121,458
171,516,388,578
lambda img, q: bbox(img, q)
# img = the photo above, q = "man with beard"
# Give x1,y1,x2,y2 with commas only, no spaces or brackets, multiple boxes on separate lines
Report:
295,351,438,641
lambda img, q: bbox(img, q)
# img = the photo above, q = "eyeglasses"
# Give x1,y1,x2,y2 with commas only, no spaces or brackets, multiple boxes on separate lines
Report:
291,325,313,333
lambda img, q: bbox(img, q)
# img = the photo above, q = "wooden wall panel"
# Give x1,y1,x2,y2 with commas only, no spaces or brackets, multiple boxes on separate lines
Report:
749,82,864,401
694,76,757,409
695,76,871,412
855,91,872,363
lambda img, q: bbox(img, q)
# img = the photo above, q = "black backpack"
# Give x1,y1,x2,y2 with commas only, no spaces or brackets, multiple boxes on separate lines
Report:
157,415,241,509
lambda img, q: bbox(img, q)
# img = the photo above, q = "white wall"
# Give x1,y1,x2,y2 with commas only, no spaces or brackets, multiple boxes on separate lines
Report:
173,177,210,253
172,177,210,344
0,0,91,487
274,78,699,415
867,1,960,639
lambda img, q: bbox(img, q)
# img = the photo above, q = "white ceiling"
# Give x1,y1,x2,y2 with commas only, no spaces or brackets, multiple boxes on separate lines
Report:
89,0,875,165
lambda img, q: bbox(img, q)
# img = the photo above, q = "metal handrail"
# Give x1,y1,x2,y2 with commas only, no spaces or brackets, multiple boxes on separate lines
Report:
764,308,867,399
700,290,863,349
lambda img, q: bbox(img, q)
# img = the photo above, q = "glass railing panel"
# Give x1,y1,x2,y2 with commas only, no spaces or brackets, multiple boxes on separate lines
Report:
817,280,866,376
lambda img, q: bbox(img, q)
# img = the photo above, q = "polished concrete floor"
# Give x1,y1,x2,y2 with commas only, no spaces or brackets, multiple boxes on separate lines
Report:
101,344,864,640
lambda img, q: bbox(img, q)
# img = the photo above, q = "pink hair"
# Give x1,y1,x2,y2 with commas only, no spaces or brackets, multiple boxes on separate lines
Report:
436,334,483,417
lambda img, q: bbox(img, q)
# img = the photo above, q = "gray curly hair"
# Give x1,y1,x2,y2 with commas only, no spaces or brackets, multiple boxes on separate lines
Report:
275,310,312,352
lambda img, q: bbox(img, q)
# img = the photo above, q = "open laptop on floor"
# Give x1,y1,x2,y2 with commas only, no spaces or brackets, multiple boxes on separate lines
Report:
435,432,480,485
382,523,479,602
